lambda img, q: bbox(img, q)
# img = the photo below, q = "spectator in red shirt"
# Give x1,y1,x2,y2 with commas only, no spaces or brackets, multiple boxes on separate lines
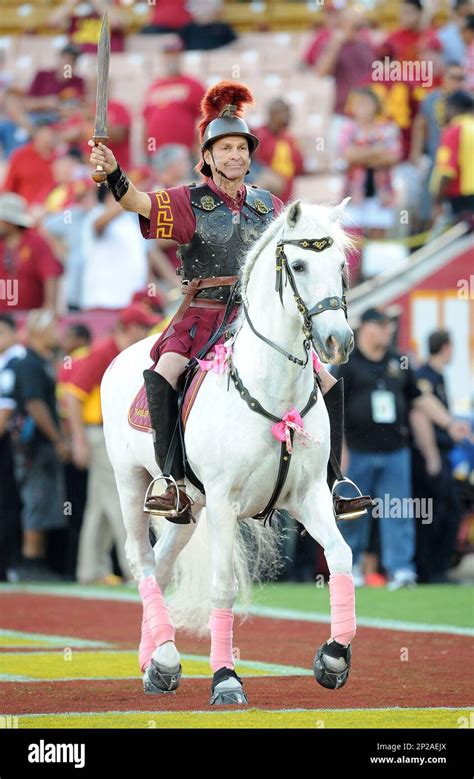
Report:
0,193,63,312
254,99,304,203
49,0,125,53
63,304,160,584
2,120,57,206
27,45,85,123
303,6,375,116
141,0,192,34
142,39,205,157
431,90,474,222
380,0,440,65
106,100,132,170
55,78,132,168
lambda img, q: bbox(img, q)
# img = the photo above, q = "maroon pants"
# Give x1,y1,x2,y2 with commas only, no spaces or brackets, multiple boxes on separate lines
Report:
150,305,239,364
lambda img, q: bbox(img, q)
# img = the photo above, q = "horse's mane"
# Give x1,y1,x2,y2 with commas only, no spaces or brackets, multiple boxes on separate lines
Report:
239,208,288,301
238,200,353,305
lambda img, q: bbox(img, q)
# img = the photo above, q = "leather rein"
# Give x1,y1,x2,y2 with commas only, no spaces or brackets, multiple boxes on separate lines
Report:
229,235,347,522
242,236,347,367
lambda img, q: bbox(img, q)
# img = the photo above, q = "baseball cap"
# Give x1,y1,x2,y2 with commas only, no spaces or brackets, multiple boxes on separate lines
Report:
360,307,392,324
118,304,161,329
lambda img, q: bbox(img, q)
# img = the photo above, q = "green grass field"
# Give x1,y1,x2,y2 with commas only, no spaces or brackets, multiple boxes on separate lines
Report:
250,583,474,628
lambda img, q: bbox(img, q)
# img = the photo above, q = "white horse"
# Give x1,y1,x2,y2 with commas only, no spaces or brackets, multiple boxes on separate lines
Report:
101,199,356,705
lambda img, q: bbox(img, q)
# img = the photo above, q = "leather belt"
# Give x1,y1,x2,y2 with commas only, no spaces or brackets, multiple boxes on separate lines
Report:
172,276,239,325
189,299,228,310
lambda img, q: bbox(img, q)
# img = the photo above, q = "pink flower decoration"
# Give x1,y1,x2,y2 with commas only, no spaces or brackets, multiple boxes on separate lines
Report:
271,407,321,454
197,343,232,375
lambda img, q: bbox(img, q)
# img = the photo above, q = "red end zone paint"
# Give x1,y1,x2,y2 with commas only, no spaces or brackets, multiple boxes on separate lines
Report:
0,593,472,716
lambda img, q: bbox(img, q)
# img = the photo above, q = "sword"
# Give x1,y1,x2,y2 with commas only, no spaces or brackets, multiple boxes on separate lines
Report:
91,11,110,184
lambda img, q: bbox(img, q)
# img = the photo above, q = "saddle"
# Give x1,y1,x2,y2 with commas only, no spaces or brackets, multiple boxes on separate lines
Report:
128,363,208,434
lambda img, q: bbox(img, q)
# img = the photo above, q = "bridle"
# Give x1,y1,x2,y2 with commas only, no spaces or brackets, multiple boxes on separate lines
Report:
242,236,348,367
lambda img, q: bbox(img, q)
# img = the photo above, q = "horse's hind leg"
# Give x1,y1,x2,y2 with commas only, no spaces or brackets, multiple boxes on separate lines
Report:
292,481,355,690
114,466,182,694
151,518,199,671
153,518,199,593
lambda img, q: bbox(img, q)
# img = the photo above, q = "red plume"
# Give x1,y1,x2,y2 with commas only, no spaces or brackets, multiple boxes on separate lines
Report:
198,80,255,141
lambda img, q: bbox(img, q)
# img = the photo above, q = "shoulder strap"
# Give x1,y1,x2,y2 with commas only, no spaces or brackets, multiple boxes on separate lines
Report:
245,186,275,215
189,183,225,212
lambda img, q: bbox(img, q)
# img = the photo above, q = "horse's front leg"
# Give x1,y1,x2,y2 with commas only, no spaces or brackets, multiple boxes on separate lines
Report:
206,496,248,706
291,480,355,690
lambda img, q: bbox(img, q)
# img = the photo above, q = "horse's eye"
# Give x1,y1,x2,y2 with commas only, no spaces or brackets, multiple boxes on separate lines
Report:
291,262,306,273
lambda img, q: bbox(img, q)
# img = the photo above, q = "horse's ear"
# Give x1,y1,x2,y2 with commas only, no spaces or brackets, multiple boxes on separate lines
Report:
286,200,302,229
329,197,351,222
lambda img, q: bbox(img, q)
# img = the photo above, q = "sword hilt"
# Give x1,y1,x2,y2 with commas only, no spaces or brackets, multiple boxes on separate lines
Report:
92,135,109,184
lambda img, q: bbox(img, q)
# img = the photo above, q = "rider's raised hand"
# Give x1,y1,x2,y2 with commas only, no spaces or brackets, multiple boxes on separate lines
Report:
88,140,118,175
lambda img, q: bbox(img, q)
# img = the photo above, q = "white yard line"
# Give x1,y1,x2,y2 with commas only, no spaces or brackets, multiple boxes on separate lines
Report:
0,629,112,648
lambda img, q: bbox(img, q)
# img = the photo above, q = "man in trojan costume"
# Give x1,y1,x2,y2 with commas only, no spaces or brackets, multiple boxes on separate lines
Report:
89,81,370,523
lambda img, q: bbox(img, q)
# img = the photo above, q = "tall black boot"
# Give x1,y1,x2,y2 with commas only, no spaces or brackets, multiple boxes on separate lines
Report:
142,370,193,523
323,378,374,520
323,378,344,490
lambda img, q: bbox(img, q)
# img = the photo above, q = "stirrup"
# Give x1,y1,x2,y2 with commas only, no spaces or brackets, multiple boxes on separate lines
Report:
331,477,374,521
143,474,194,517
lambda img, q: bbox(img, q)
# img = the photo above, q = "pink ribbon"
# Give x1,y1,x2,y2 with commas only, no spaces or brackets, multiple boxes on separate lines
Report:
271,407,321,454
197,343,232,375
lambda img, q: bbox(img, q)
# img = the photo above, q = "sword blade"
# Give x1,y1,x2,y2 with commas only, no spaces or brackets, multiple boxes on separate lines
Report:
93,11,110,138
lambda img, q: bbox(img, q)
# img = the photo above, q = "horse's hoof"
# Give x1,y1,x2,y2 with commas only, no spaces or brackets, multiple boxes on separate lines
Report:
210,667,248,706
313,639,351,690
143,659,182,694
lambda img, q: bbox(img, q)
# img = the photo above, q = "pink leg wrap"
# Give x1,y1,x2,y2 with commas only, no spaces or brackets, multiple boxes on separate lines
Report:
207,608,234,672
329,573,356,645
138,614,155,673
139,575,175,649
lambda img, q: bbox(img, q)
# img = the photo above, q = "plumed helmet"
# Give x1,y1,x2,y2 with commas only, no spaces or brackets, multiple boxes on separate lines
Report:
198,81,259,177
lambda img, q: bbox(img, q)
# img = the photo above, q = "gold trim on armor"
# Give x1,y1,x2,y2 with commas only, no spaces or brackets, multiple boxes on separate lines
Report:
200,195,217,211
253,198,270,214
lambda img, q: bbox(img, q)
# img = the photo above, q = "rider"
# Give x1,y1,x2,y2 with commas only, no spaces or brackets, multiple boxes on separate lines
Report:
89,80,359,523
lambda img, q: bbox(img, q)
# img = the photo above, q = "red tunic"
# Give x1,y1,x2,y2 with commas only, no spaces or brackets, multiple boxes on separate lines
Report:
139,178,284,362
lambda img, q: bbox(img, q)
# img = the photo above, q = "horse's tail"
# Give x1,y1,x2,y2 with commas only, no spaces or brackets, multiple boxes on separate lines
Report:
163,510,285,637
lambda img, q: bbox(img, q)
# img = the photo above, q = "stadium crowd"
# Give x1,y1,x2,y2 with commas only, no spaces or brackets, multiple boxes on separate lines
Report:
0,0,472,587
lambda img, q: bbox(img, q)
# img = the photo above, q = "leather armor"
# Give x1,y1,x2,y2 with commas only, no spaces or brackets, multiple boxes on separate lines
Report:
177,183,276,302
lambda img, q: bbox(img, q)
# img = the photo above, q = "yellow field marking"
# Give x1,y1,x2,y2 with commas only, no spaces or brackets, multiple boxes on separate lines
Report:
0,651,289,681
15,708,472,729
0,636,52,648
0,630,111,650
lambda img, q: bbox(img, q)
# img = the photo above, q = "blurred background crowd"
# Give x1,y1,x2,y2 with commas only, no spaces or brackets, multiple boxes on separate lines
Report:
0,0,472,587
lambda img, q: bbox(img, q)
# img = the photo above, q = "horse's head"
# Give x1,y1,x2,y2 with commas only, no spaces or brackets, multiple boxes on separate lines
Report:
276,199,354,365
